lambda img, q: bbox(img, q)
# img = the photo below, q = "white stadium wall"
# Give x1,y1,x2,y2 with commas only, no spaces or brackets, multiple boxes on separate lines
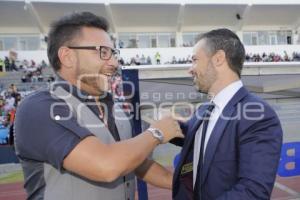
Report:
1,45,300,65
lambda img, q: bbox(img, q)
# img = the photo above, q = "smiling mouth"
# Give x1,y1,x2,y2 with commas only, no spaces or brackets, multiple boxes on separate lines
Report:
103,73,112,77
102,73,117,79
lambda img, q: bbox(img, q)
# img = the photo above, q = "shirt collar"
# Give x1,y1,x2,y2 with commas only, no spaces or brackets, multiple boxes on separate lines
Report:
211,80,243,111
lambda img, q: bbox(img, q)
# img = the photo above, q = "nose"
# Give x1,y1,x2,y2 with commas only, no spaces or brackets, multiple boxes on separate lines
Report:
106,57,119,74
188,66,194,76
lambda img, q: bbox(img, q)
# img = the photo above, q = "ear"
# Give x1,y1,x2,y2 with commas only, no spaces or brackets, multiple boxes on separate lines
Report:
212,50,226,67
58,46,76,69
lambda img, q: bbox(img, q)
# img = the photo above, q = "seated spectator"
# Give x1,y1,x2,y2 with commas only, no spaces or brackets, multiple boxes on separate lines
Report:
38,75,44,82
245,54,250,62
171,56,177,64
262,53,268,62
21,74,27,83
31,72,38,82
119,57,125,66
22,59,29,70
146,56,152,65
134,55,141,65
0,58,4,72
30,60,36,68
140,55,146,65
186,55,192,63
283,51,290,61
10,60,18,71
47,75,55,82
119,40,124,48
4,57,10,71
129,57,136,66
40,60,48,68
0,97,5,117
293,52,300,61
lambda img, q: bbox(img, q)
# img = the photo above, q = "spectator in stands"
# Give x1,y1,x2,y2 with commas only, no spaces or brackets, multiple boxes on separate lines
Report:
30,60,36,68
21,72,27,83
4,57,10,71
155,52,161,64
22,59,29,70
293,52,300,61
186,55,192,63
0,58,4,72
245,53,250,62
38,74,44,82
283,51,290,61
129,57,136,65
119,57,125,66
119,40,124,48
47,75,55,82
31,71,38,82
40,60,48,68
134,54,141,65
178,58,183,64
0,97,5,116
10,60,18,71
8,84,19,101
146,56,152,65
14,12,183,200
171,56,177,64
4,95,15,113
7,107,16,145
261,52,268,62
140,54,146,65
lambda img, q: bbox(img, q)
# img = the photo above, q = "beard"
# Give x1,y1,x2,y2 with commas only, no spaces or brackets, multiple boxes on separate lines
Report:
76,63,110,96
194,61,217,96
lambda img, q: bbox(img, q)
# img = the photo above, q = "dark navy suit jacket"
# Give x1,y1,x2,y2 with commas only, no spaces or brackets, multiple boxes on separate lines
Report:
172,87,283,200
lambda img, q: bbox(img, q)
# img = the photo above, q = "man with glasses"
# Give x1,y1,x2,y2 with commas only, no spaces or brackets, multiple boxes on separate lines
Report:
14,12,183,200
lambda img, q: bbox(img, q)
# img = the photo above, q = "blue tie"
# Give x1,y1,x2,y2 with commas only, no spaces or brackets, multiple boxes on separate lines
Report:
194,102,215,200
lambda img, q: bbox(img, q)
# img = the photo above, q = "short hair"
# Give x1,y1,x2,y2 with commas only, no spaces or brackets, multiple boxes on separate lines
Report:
47,12,109,71
198,28,245,77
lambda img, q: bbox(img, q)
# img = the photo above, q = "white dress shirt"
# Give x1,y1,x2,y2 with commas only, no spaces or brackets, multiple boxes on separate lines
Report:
193,80,243,186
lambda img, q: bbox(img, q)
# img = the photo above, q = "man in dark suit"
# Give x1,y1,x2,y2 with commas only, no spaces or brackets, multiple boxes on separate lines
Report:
172,29,283,200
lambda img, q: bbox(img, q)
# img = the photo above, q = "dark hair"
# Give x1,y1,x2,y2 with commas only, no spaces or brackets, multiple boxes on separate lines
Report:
47,12,109,71
198,28,245,77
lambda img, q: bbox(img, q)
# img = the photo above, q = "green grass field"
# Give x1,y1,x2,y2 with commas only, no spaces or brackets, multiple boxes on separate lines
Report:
0,171,24,184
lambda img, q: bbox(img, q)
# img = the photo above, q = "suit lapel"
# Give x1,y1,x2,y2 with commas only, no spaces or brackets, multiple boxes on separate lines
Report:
200,87,249,186
173,105,209,193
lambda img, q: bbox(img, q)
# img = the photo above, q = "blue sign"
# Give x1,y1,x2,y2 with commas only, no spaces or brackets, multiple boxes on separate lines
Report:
278,142,300,177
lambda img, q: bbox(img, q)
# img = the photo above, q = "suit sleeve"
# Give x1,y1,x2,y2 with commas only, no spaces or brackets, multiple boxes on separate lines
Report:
216,104,283,200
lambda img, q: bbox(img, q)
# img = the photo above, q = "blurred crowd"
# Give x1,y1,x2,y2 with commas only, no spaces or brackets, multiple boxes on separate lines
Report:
119,52,162,66
0,57,55,83
245,52,300,62
0,57,48,72
120,51,300,67
0,84,21,145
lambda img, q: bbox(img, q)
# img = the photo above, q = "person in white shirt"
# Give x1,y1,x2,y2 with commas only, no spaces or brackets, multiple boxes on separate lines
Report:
172,28,283,200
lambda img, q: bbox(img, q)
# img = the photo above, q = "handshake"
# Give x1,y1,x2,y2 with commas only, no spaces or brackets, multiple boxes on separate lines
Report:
148,116,184,144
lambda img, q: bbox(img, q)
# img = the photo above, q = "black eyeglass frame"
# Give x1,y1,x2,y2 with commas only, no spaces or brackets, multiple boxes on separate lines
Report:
67,46,120,60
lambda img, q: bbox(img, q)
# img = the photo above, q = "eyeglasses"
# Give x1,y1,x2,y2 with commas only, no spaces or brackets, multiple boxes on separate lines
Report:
68,46,120,61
